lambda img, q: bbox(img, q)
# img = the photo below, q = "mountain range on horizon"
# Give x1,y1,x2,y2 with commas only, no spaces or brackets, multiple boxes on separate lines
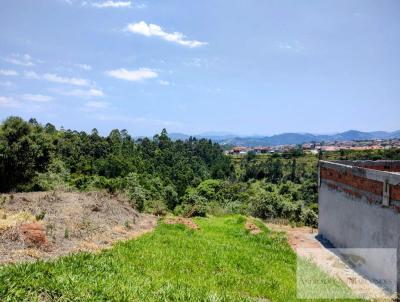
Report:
168,130,400,147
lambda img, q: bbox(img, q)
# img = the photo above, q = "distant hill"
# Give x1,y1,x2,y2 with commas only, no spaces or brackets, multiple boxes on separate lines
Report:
169,130,400,147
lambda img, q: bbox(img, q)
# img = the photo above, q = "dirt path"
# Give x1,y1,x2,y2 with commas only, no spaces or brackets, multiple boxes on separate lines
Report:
266,223,395,301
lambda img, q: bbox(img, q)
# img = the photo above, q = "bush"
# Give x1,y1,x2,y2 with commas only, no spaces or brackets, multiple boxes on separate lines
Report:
302,207,318,228
280,199,298,220
205,201,227,216
125,173,147,211
224,200,248,215
34,159,71,191
174,200,207,217
144,199,168,216
164,185,178,210
249,191,281,219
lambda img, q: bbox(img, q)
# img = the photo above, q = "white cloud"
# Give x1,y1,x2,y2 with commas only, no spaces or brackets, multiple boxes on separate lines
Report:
0,96,20,108
85,1,132,8
0,69,18,76
24,70,41,79
75,64,92,71
21,94,53,102
4,54,35,66
24,71,90,86
43,73,89,86
125,21,207,48
62,88,104,98
106,68,158,81
159,80,170,86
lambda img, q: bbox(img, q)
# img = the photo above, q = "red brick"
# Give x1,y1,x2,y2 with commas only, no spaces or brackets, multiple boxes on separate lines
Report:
321,167,383,196
390,185,400,201
362,165,400,172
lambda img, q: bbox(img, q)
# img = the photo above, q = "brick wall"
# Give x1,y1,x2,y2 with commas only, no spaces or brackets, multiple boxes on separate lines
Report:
320,161,400,211
320,167,383,196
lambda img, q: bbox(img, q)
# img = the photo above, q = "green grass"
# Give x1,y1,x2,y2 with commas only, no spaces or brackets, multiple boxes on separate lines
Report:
0,216,363,302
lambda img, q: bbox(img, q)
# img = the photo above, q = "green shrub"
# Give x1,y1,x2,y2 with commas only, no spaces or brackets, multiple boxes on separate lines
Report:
35,210,46,221
205,201,227,216
164,185,179,210
302,207,318,228
34,159,71,191
125,173,147,211
174,201,207,217
249,191,281,219
144,199,168,216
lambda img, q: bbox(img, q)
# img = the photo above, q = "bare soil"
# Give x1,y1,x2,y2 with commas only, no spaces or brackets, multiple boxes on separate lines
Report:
0,191,157,264
164,217,199,229
266,223,394,301
245,218,262,234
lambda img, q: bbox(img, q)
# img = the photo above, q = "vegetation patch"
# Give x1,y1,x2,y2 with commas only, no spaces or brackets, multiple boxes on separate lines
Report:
1,117,399,228
0,208,36,231
0,215,363,302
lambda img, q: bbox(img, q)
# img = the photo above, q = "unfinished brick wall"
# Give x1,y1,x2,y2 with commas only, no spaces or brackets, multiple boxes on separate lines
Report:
362,165,400,172
320,167,383,196
318,160,400,294
337,160,400,173
319,161,400,211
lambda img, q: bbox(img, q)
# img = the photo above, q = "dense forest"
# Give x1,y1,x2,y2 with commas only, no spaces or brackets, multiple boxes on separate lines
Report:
1,116,399,227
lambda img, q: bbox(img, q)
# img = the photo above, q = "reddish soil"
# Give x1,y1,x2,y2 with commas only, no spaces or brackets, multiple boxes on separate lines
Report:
245,219,262,234
20,222,48,248
164,217,199,229
266,223,319,249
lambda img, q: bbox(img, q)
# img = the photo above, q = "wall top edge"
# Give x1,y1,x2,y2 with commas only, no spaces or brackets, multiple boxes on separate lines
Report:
319,160,400,185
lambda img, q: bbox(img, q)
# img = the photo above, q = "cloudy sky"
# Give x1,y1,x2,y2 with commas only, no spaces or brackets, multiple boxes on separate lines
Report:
0,0,399,136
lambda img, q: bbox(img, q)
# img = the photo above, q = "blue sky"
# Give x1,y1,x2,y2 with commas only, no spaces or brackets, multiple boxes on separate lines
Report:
0,0,399,136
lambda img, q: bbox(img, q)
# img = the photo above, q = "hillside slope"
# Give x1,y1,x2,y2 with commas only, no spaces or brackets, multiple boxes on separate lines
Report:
0,216,363,302
0,191,156,264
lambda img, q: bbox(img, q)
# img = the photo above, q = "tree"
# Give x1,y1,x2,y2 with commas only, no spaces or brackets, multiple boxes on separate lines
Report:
290,158,297,182
0,117,52,191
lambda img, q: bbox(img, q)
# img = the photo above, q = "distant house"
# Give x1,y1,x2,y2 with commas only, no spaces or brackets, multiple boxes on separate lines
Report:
253,146,270,154
231,147,251,155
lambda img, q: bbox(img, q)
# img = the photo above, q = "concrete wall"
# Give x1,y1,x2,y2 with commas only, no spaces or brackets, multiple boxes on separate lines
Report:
318,160,400,292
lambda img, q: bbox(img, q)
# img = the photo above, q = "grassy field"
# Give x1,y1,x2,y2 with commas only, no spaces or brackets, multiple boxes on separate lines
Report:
0,216,363,302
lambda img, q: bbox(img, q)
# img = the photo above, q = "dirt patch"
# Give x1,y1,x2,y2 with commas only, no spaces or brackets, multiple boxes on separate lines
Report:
20,222,48,248
164,217,199,230
266,223,394,300
266,223,318,249
0,191,157,264
245,219,262,235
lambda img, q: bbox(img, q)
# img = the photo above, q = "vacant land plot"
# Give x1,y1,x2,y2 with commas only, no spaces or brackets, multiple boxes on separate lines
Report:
0,191,156,263
0,216,363,302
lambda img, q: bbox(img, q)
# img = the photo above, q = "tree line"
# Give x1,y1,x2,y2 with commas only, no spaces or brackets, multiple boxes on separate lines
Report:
11,116,400,227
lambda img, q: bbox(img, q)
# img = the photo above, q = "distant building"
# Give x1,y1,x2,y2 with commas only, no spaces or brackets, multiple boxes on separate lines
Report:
230,147,251,155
